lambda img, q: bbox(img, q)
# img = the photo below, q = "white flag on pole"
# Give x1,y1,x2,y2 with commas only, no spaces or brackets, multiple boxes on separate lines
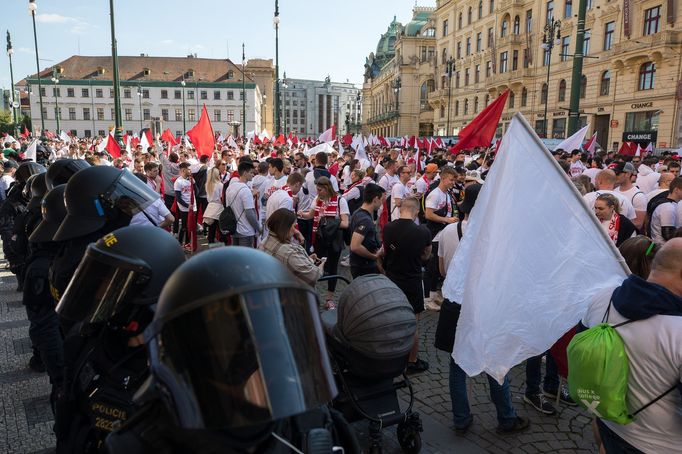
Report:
24,139,39,161
443,113,629,384
59,130,71,144
227,135,238,149
305,141,335,157
553,124,589,152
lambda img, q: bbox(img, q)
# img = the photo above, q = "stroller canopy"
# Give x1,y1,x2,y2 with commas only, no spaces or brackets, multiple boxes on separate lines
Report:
334,275,416,359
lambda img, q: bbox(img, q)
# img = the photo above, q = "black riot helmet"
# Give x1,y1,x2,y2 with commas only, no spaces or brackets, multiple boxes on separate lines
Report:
29,185,67,243
26,173,48,210
145,247,337,430
56,225,185,331
14,161,46,185
45,158,90,190
53,166,159,242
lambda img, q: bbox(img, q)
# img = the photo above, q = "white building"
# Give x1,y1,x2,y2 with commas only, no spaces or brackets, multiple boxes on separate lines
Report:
280,76,361,138
22,55,270,138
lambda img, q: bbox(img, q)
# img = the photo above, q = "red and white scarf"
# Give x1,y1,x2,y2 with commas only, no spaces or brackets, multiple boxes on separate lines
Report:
312,195,339,245
606,212,620,243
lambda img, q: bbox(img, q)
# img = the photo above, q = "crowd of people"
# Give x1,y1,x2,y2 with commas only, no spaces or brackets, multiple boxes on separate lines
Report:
0,130,680,453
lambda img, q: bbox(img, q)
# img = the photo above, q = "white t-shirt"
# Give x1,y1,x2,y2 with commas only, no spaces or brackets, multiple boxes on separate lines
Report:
262,175,287,205
313,196,350,218
646,188,666,202
265,188,294,221
304,170,339,198
650,201,677,244
173,177,195,212
378,173,399,193
616,186,647,215
415,177,430,195
582,287,682,453
425,186,453,242
438,220,467,275
130,198,171,226
583,190,636,220
224,181,257,236
582,167,601,185
569,160,587,178
390,181,410,221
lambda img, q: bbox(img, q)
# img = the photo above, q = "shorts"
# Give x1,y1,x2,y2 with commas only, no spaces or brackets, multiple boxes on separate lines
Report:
392,279,424,314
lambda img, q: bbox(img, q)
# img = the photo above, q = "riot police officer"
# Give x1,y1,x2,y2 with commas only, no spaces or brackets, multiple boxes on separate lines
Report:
54,225,186,453
106,247,360,454
44,158,90,190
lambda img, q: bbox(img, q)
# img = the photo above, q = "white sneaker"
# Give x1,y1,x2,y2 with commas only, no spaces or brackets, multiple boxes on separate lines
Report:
424,298,441,311
339,256,350,267
429,291,443,303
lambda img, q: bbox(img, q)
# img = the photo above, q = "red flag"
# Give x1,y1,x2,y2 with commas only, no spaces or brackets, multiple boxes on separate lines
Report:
342,134,353,147
20,126,29,139
549,327,577,378
618,141,637,156
253,135,262,145
161,128,178,145
273,134,285,146
186,104,215,157
408,136,416,148
105,134,122,158
450,90,509,154
379,136,389,147
319,125,336,142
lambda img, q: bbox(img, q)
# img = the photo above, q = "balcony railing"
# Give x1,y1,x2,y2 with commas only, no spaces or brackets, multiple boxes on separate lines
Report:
367,110,399,125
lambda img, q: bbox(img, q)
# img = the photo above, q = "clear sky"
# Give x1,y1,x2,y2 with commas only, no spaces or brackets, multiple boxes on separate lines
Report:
1,0,435,91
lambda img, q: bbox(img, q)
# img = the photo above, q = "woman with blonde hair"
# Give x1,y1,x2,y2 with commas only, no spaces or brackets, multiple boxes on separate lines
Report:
203,166,224,243
594,193,636,247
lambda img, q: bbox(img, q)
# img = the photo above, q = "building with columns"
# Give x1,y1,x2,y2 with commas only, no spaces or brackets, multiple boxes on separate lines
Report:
21,55,274,138
279,76,361,138
365,0,682,149
362,8,438,138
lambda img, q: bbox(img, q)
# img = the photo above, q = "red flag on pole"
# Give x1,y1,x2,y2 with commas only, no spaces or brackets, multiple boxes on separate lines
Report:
186,104,215,157
161,128,178,145
449,90,509,154
618,141,637,156
105,133,122,158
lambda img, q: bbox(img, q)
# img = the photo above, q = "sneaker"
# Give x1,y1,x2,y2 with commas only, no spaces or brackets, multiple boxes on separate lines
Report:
406,358,429,374
325,300,336,311
496,416,530,434
424,299,441,311
454,416,473,435
428,291,443,303
339,256,350,267
523,393,557,415
544,386,577,406
28,354,45,373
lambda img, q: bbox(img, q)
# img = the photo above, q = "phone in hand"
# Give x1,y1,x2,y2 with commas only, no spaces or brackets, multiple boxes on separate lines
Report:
314,257,327,266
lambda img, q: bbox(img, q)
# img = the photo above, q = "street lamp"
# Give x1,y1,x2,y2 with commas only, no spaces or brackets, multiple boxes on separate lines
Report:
89,77,96,134
540,18,561,138
242,43,246,137
6,31,19,137
262,94,267,134
137,84,143,130
51,67,60,134
567,0,587,135
180,77,187,135
28,0,45,137
273,0,280,136
108,0,123,144
282,71,288,136
393,75,401,136
445,56,454,137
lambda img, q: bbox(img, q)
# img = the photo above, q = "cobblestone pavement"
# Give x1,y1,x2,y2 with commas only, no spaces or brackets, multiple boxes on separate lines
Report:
1,247,596,453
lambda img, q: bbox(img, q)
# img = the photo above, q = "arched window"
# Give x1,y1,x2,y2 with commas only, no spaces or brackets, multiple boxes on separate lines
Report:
455,100,460,115
485,94,490,106
478,1,483,18
558,79,566,102
638,62,655,90
458,12,463,29
513,16,520,34
440,105,445,118
521,87,528,106
464,98,469,115
580,75,587,98
541,83,548,104
489,0,495,13
600,70,611,96
501,19,508,37
468,6,473,24
442,48,448,65
509,91,515,108
474,96,479,112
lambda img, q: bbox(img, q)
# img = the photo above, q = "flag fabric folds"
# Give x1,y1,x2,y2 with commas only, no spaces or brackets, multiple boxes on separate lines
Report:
24,139,38,161
318,125,336,143
161,128,177,146
449,90,509,155
443,113,629,384
554,124,589,152
584,132,598,155
186,105,215,157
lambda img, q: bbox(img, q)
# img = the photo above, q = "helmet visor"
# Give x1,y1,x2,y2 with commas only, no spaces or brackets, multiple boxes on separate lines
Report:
149,287,337,429
105,170,159,217
56,245,151,325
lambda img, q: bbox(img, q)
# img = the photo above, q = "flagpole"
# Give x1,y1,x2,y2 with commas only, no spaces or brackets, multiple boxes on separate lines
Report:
242,43,246,138
273,0,280,136
28,1,45,137
109,0,124,145
6,31,19,138
567,0,587,135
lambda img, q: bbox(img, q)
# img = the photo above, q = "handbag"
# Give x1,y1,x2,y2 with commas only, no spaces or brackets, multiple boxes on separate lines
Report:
316,201,344,253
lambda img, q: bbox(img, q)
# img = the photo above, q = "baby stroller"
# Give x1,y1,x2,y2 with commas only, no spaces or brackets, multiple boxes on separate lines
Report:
320,274,423,454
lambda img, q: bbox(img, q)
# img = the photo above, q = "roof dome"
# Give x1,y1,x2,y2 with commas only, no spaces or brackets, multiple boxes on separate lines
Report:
404,9,432,36
374,16,401,69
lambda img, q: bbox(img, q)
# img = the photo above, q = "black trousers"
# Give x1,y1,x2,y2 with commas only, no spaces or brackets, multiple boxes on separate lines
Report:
315,239,341,293
177,211,189,244
424,241,441,297
164,194,179,234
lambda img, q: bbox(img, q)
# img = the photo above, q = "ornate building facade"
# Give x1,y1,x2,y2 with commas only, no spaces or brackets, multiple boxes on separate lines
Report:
362,8,438,138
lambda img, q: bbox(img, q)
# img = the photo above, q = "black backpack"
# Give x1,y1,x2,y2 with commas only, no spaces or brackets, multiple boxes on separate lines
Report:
346,185,364,215
644,190,674,237
418,180,442,225
219,187,248,235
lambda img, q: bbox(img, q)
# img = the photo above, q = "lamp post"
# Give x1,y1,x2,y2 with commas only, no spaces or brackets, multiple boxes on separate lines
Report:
28,0,45,137
393,75,401,136
282,71,288,136
445,56,454,137
242,43,246,137
567,0,587,135
262,94,267,134
108,0,123,144
273,0,280,136
50,67,60,134
180,77,187,135
89,77,96,134
540,18,561,138
137,84,143,130
6,31,19,137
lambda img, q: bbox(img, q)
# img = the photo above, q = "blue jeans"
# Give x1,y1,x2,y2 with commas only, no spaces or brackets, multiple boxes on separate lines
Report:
525,351,560,396
449,357,517,429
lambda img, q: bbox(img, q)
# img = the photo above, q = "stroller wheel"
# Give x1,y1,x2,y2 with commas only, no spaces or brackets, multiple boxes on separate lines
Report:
397,413,423,454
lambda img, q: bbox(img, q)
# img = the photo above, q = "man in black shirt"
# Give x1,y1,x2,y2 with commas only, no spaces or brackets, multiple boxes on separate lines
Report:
349,183,385,278
383,197,432,373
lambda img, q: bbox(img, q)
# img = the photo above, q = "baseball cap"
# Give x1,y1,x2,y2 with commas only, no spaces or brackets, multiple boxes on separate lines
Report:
465,170,484,184
425,163,438,173
609,161,636,174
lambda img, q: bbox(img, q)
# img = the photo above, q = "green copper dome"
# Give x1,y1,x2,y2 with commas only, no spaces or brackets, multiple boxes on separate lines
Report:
404,10,432,36
375,16,401,69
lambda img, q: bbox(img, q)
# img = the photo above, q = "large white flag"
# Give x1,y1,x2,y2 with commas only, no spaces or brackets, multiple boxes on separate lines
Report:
24,139,39,161
59,130,71,144
554,124,589,152
305,141,335,157
443,113,629,384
